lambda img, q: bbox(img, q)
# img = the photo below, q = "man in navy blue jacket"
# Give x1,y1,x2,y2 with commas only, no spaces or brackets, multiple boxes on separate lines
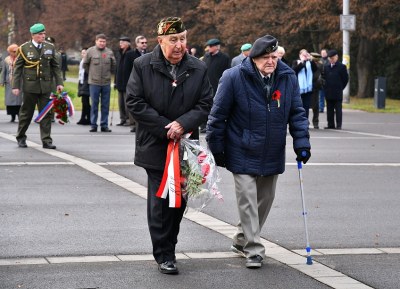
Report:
323,49,349,129
206,35,311,269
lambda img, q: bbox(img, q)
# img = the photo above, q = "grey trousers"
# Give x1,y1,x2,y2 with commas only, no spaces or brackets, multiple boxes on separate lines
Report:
232,174,278,259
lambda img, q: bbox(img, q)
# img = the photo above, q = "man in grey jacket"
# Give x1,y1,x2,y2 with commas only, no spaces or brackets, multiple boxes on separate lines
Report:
83,33,116,132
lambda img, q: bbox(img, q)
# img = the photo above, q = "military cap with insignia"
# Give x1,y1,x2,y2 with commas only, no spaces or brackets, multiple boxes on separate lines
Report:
157,17,186,36
249,35,278,58
30,23,45,34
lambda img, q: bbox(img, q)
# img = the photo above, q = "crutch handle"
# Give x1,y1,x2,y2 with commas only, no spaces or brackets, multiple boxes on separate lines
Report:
297,151,307,169
297,161,302,169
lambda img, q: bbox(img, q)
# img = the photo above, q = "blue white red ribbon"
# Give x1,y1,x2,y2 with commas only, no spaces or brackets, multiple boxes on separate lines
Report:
35,92,74,123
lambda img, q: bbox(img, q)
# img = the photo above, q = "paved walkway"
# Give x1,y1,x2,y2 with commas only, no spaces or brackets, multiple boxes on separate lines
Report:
0,109,399,288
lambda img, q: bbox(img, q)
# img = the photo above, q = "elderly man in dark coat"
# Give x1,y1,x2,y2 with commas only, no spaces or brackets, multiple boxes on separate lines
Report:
206,35,311,269
323,49,349,129
126,17,213,275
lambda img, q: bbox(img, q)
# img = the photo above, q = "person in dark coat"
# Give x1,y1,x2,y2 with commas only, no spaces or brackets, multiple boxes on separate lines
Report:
323,49,349,129
114,36,132,126
123,35,148,132
59,48,68,81
77,48,91,125
310,52,324,129
206,35,311,269
200,38,230,132
125,17,213,275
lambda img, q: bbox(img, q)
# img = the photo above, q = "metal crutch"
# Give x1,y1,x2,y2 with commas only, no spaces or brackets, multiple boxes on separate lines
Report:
297,157,313,265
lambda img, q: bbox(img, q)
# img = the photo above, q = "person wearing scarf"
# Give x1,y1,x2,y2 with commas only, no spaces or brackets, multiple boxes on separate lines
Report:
292,49,318,120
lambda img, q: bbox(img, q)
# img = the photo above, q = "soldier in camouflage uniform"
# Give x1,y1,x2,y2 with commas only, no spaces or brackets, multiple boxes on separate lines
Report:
12,23,64,149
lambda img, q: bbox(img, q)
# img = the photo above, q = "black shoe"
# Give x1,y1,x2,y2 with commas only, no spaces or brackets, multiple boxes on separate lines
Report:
314,126,320,129
231,244,246,258
335,127,342,130
116,121,126,126
43,143,56,149
89,127,97,132
101,127,112,132
158,261,179,274
245,255,263,269
130,127,136,133
77,120,85,125
18,139,28,148
324,126,335,129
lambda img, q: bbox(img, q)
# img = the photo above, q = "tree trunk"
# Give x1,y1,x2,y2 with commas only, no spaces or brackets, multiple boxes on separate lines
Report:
356,37,376,98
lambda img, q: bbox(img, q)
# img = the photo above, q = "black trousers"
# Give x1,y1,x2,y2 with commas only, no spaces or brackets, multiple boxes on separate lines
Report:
301,92,312,120
311,90,319,128
146,169,186,264
80,95,91,122
326,99,342,128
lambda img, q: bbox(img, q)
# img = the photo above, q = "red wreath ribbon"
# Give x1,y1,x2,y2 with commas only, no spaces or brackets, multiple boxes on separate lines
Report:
156,140,182,208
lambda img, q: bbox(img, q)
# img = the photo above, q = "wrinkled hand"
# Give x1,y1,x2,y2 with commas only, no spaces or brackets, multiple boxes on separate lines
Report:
165,121,184,140
56,85,64,92
213,152,226,167
12,88,20,96
295,148,311,164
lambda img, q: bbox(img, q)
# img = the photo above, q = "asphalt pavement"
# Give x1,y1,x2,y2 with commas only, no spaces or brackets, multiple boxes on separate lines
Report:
0,108,399,289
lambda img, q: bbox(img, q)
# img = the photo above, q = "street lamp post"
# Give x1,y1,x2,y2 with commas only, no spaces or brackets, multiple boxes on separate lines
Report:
341,0,354,103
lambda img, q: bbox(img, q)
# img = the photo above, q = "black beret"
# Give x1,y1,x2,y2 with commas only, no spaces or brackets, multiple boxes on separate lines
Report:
119,36,130,42
157,17,186,36
327,49,338,57
249,35,278,58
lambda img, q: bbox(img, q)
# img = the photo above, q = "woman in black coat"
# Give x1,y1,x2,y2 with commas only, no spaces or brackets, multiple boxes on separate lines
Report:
77,49,91,125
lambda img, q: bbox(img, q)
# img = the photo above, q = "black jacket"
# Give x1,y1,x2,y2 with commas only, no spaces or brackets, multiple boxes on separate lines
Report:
78,71,90,97
122,48,144,91
126,45,213,170
203,51,230,95
115,47,132,91
324,62,349,101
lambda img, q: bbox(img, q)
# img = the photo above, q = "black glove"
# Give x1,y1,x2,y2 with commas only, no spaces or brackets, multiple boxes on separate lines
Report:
213,152,226,167
295,148,311,164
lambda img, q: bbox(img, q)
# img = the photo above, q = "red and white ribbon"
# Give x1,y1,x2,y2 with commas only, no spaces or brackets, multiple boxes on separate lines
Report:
156,140,182,208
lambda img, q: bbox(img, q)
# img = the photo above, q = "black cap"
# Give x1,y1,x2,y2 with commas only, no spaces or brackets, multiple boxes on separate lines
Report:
119,36,130,42
249,35,278,58
327,49,338,57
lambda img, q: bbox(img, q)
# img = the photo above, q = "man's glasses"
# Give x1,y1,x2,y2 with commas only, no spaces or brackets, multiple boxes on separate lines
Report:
140,42,147,44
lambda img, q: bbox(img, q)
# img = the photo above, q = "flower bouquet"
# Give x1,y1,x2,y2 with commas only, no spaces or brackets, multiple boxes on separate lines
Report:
35,91,74,124
156,138,222,211
179,138,222,211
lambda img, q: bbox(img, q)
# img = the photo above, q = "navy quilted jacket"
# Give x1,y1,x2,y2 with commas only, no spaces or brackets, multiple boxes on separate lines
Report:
206,57,310,176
